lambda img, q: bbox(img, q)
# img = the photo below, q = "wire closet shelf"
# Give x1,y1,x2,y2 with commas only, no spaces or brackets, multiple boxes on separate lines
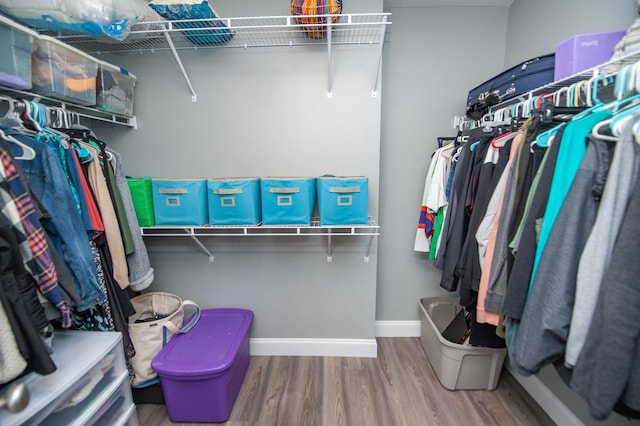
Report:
51,13,391,55
140,216,380,263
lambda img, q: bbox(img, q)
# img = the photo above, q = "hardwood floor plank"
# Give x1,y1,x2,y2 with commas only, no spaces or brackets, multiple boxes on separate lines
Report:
136,337,555,426
322,357,347,426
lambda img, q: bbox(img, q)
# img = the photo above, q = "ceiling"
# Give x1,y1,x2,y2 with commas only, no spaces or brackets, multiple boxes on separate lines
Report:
385,0,515,7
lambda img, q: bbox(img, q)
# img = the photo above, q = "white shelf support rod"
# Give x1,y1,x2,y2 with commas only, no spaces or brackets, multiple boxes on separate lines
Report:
327,234,333,262
364,234,375,263
371,15,388,98
327,19,333,98
163,27,198,102
184,229,214,262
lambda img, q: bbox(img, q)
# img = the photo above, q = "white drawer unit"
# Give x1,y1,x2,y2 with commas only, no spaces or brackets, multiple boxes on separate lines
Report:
0,330,136,426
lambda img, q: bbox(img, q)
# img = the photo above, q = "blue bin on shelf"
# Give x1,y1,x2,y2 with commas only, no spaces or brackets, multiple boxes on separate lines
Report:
152,178,208,226
207,177,261,225
260,177,316,225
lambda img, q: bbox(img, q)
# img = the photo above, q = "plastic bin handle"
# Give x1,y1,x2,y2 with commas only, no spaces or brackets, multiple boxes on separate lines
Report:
269,187,300,194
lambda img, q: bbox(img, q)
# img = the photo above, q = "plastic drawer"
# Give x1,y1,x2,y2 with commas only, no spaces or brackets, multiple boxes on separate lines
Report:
39,361,126,426
91,375,136,426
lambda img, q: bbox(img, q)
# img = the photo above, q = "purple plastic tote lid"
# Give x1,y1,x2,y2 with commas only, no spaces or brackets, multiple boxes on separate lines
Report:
152,308,254,378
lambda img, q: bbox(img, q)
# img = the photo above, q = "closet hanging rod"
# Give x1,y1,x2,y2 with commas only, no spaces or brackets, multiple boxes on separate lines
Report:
0,86,137,128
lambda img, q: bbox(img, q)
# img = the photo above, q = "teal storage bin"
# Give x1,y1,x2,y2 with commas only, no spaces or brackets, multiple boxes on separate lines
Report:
260,177,316,225
207,177,261,225
152,178,208,226
317,176,368,225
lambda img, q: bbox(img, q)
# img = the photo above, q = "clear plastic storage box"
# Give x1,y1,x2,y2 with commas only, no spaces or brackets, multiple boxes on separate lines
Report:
31,35,99,105
418,297,506,391
0,15,36,90
96,61,136,117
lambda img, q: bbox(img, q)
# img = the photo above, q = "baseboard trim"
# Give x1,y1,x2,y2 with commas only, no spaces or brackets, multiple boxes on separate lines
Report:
505,364,583,426
250,338,378,358
375,320,421,337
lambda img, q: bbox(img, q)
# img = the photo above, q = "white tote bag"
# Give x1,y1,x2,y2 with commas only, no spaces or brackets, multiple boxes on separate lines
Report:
128,292,199,387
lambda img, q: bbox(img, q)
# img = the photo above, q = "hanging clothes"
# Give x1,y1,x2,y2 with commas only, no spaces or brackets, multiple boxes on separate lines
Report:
1,124,107,311
0,149,71,327
80,142,129,289
510,130,614,376
475,132,523,326
107,148,154,292
436,126,498,292
414,144,449,252
568,169,640,420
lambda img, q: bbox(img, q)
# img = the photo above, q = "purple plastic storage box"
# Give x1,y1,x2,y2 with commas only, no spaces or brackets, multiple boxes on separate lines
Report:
554,31,626,80
151,308,254,423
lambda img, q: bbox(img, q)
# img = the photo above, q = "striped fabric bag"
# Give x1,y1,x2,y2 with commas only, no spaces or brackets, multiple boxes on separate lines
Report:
291,0,343,39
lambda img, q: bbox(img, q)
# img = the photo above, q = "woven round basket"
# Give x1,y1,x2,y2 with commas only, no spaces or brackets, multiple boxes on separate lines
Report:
291,0,343,39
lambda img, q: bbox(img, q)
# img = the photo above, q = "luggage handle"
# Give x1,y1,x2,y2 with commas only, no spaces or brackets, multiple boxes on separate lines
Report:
269,187,300,194
214,188,243,195
329,186,361,193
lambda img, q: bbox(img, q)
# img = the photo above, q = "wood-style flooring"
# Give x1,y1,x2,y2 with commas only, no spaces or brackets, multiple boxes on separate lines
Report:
136,337,555,426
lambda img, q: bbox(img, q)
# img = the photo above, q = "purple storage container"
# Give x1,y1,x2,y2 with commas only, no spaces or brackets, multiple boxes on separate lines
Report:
151,308,254,423
554,31,626,80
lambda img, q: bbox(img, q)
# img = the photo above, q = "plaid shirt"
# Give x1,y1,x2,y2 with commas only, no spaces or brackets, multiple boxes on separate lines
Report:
0,149,71,328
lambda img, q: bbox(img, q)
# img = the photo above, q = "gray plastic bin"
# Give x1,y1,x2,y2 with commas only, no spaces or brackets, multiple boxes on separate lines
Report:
418,297,506,391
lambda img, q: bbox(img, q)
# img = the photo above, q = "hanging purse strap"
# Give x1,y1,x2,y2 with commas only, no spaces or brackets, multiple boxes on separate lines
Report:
163,300,201,336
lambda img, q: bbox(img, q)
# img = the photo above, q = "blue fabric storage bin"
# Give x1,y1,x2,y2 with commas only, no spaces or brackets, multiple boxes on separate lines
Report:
260,177,316,225
317,176,368,225
207,177,261,225
152,179,208,226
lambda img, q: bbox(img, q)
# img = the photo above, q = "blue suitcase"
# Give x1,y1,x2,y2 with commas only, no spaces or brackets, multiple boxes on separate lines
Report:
466,53,555,107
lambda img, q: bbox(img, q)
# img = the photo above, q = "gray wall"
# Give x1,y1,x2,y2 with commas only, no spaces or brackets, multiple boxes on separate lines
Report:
505,0,636,68
377,6,508,320
99,0,383,341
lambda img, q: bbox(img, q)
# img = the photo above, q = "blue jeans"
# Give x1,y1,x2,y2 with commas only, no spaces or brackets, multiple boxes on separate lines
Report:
1,126,106,311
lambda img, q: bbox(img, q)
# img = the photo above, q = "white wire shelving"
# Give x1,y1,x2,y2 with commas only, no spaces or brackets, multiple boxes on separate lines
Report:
0,85,137,128
51,13,392,100
487,50,640,115
140,216,380,263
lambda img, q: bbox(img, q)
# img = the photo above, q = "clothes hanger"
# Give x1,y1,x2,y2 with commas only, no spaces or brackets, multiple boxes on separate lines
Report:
532,125,562,150
0,96,22,129
633,117,640,145
0,127,36,160
608,95,640,137
614,64,632,100
588,96,640,143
